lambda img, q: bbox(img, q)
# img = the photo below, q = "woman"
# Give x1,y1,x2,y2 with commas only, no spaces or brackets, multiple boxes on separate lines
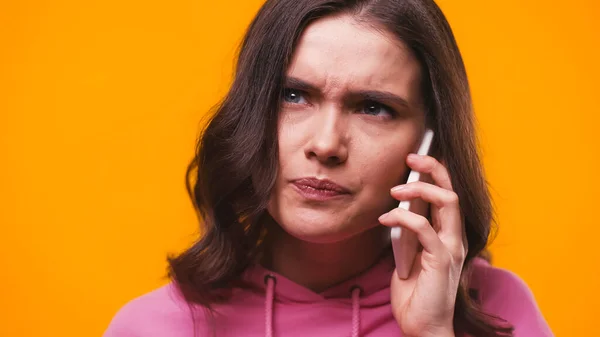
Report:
105,0,552,336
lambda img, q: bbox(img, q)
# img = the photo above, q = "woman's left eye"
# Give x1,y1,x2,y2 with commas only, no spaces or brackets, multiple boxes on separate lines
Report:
283,88,308,104
360,100,395,118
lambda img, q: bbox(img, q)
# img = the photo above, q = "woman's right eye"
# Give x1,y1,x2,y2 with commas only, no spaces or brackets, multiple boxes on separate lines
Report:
283,88,308,104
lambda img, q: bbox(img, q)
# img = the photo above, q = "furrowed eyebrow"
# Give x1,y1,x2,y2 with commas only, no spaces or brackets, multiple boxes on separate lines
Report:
283,76,411,109
284,76,317,92
353,90,410,109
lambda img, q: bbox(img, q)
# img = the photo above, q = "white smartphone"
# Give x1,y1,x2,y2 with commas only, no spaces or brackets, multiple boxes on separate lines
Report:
391,128,435,279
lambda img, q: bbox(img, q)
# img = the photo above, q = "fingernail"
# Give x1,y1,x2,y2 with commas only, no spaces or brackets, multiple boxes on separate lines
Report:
391,184,406,192
408,153,420,161
378,213,390,222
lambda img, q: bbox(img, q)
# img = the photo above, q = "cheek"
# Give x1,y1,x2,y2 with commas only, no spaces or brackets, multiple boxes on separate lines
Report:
276,115,303,172
267,117,300,218
357,146,409,191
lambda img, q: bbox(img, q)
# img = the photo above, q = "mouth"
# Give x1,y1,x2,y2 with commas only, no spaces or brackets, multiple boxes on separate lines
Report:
291,177,351,201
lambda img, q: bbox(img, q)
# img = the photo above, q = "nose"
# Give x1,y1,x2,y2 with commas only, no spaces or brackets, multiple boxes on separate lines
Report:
304,104,349,166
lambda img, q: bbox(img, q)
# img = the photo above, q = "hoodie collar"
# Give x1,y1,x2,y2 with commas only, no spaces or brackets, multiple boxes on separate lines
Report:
241,253,395,305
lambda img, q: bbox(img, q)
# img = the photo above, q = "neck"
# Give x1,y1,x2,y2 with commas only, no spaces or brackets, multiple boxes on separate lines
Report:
261,218,390,293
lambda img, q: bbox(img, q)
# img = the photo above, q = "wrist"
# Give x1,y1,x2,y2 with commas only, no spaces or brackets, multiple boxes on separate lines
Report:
405,327,454,337
423,333,454,337
419,329,454,337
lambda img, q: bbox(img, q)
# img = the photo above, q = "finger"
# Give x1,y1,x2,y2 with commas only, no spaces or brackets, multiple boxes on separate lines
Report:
379,207,446,258
391,181,465,255
406,154,453,191
391,181,460,214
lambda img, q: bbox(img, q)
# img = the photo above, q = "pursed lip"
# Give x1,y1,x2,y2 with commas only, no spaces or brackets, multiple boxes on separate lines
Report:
291,177,351,200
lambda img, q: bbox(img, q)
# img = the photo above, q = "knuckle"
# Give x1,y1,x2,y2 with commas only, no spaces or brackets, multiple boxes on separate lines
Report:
445,191,459,204
439,251,452,267
392,208,408,222
429,158,440,172
452,246,466,263
414,216,430,232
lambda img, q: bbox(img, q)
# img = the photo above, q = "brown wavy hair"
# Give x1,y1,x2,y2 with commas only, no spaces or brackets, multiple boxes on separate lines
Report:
168,0,513,336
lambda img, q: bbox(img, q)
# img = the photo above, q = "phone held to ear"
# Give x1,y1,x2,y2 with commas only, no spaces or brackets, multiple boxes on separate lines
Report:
391,128,434,280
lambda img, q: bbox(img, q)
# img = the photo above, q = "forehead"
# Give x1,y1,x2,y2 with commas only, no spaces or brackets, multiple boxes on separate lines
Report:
286,14,423,106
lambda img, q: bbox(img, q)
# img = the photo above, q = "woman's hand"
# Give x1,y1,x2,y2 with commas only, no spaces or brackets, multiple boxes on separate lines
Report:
378,154,467,337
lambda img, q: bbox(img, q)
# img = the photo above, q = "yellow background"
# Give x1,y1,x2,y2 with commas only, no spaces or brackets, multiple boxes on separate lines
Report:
1,0,598,336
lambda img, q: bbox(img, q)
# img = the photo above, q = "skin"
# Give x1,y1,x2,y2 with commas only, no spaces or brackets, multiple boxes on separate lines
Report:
265,14,466,337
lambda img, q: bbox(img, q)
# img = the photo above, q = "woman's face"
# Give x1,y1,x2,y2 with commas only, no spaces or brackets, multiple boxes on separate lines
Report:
267,15,426,244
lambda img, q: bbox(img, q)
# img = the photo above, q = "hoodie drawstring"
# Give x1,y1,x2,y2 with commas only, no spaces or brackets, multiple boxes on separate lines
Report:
264,275,276,337
263,275,363,337
351,286,362,337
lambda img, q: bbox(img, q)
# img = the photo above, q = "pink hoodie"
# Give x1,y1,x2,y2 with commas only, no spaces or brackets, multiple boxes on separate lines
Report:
104,256,553,337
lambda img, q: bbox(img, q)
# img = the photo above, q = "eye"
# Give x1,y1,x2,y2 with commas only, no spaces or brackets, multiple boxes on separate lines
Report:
283,88,308,104
360,100,396,118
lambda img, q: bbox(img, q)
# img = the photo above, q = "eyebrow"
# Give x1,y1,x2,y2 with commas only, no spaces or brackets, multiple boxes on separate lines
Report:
284,76,411,109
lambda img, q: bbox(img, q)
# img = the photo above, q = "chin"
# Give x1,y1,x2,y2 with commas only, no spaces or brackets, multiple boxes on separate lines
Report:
267,207,371,244
282,224,354,244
